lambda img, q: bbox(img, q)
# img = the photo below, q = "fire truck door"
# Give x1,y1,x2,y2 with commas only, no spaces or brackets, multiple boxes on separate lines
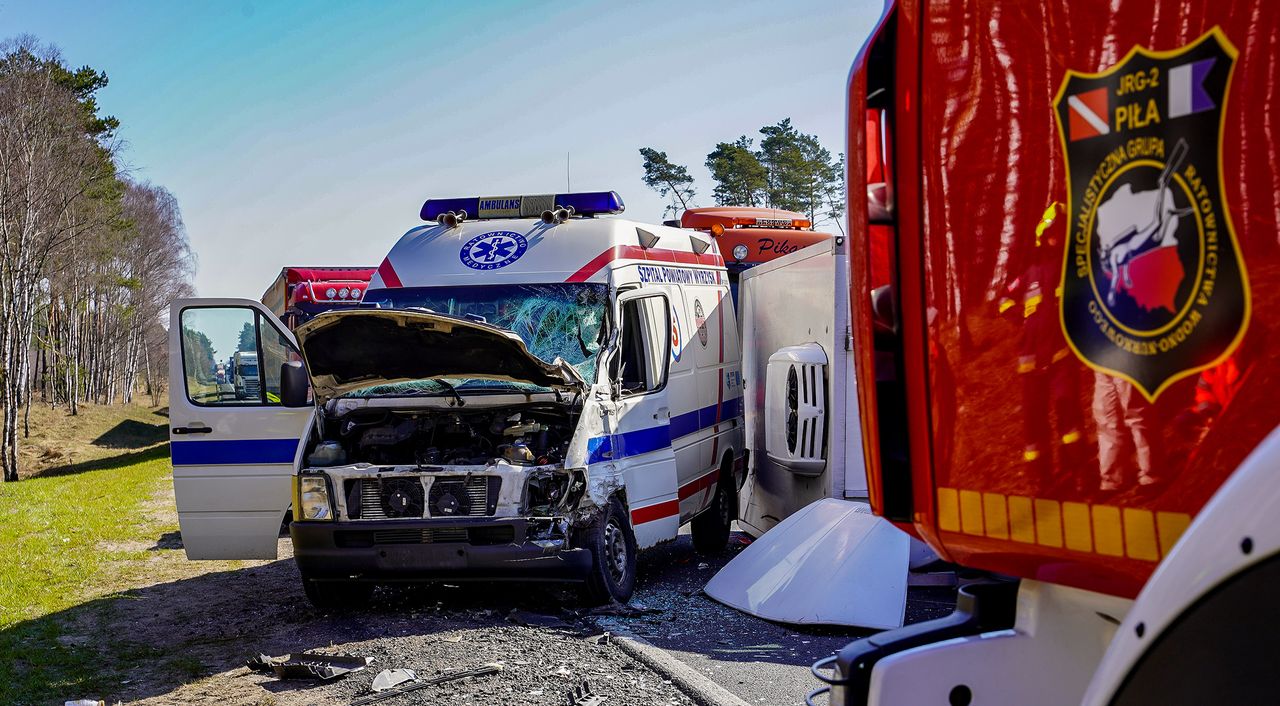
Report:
168,298,312,559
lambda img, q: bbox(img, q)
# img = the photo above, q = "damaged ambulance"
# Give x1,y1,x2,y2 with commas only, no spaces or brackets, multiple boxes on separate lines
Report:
167,191,744,608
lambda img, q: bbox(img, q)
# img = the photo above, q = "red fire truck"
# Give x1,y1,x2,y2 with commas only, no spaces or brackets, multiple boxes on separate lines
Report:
810,1,1280,703
260,267,376,330
680,207,831,294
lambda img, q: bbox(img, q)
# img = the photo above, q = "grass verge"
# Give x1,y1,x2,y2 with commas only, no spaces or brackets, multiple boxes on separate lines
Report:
0,404,174,704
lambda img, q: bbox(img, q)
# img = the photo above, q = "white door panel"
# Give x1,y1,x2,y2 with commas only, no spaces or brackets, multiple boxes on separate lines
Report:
607,291,679,547
169,298,312,560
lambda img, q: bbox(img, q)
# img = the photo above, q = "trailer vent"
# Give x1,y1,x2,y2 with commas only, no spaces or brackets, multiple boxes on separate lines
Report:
764,344,828,476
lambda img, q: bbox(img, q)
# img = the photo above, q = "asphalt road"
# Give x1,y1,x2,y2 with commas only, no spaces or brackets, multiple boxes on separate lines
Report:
604,525,958,706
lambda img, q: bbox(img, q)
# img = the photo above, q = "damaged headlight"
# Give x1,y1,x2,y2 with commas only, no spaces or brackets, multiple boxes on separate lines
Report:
296,475,333,521
525,471,571,513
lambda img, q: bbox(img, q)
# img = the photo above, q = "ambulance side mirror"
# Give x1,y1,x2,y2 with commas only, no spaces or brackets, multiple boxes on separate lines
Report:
280,361,310,407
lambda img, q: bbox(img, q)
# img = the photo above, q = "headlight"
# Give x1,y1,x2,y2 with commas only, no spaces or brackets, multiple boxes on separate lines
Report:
338,287,350,299
298,476,332,520
732,244,749,261
325,287,338,299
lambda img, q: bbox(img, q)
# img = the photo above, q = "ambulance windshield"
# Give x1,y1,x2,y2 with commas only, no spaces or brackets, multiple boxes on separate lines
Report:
360,283,609,392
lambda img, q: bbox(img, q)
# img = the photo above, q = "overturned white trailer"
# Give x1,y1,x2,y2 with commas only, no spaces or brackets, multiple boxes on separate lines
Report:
705,236,928,629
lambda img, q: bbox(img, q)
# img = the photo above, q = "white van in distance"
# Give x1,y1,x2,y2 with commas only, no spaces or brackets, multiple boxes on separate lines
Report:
168,191,744,608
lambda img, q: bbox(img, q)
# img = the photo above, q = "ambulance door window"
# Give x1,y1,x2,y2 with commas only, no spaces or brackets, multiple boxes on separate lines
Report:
617,295,670,395
179,307,295,407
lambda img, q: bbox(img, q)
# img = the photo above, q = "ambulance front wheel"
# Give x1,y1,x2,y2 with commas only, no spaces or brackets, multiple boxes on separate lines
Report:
580,497,637,605
691,476,733,555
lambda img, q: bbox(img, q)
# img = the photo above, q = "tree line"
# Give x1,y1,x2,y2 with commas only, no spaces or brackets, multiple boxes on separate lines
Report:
639,118,845,233
0,36,194,481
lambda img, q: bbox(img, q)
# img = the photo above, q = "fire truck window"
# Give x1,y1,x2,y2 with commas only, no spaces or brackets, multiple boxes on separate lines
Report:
180,307,264,407
616,296,670,395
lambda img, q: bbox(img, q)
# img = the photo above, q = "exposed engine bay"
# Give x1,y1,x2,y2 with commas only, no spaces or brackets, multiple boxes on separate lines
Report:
301,402,588,524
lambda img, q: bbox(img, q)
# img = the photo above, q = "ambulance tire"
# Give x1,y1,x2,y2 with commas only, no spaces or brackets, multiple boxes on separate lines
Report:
301,575,374,612
691,475,733,555
580,497,637,605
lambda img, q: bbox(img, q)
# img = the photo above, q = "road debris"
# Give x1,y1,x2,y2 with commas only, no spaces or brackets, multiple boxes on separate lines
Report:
349,663,504,705
370,668,417,692
247,652,372,680
568,680,606,706
508,608,576,629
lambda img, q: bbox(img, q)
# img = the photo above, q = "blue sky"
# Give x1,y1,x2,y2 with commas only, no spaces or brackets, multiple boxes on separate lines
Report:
2,0,881,298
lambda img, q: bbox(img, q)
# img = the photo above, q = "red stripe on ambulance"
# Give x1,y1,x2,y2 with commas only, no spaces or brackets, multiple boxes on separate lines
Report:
566,245,724,283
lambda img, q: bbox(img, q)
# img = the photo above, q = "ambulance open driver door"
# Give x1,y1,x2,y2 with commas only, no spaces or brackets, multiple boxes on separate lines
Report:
168,298,312,559
600,290,680,548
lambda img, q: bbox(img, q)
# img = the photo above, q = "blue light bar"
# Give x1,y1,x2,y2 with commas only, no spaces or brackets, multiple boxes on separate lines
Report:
420,191,625,221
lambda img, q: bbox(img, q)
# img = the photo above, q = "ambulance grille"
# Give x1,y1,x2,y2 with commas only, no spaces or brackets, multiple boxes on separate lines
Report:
344,476,501,520
428,476,501,518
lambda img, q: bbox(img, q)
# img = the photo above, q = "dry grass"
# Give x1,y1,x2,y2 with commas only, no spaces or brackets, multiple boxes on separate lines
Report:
17,401,168,480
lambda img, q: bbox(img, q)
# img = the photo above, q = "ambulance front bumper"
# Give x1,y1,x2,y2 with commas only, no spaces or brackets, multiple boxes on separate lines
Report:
289,517,592,582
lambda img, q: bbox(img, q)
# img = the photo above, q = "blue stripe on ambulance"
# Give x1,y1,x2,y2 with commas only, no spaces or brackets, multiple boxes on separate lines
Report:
170,438,299,465
589,397,742,463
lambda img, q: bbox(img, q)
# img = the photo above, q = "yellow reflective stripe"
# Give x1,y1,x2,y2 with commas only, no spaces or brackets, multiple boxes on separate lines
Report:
1123,508,1160,561
937,486,1192,563
1063,502,1092,552
1157,511,1192,555
960,490,985,536
983,493,1009,540
937,488,960,533
1034,499,1064,547
1092,505,1125,556
1008,496,1036,543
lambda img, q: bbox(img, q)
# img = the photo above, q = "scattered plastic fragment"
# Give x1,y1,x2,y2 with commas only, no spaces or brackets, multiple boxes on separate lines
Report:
349,663,504,705
247,652,372,680
568,680,606,706
371,668,417,692
64,700,104,706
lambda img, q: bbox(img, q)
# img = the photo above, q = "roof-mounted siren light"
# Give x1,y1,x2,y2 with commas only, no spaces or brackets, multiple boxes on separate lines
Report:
437,209,466,228
636,227,660,249
541,204,575,225
420,191,624,222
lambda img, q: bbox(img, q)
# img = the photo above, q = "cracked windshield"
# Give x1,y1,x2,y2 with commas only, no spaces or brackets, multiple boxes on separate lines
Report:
358,282,609,394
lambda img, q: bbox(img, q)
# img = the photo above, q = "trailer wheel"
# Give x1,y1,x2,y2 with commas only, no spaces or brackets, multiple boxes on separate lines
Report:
579,497,637,605
691,472,734,555
301,575,374,612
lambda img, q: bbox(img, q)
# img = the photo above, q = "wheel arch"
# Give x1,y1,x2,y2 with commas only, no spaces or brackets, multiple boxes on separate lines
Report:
1082,423,1280,704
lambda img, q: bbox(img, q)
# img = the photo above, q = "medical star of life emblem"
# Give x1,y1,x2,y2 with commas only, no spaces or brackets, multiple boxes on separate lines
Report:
1054,28,1250,400
460,230,528,271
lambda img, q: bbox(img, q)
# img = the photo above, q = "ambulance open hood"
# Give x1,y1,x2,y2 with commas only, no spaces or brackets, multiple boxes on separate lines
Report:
295,308,586,402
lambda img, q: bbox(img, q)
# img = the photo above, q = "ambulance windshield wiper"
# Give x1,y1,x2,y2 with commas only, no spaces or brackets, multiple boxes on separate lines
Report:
431,378,466,407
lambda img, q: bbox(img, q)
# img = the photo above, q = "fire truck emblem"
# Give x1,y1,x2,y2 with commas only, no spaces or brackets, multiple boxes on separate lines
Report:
1053,28,1249,400
459,231,528,271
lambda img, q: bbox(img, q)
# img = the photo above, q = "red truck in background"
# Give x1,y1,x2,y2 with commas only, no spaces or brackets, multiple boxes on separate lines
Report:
260,267,376,330
811,1,1280,704
680,207,831,298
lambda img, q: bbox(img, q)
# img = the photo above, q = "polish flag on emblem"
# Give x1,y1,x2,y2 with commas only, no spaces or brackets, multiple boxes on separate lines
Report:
1068,87,1110,141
